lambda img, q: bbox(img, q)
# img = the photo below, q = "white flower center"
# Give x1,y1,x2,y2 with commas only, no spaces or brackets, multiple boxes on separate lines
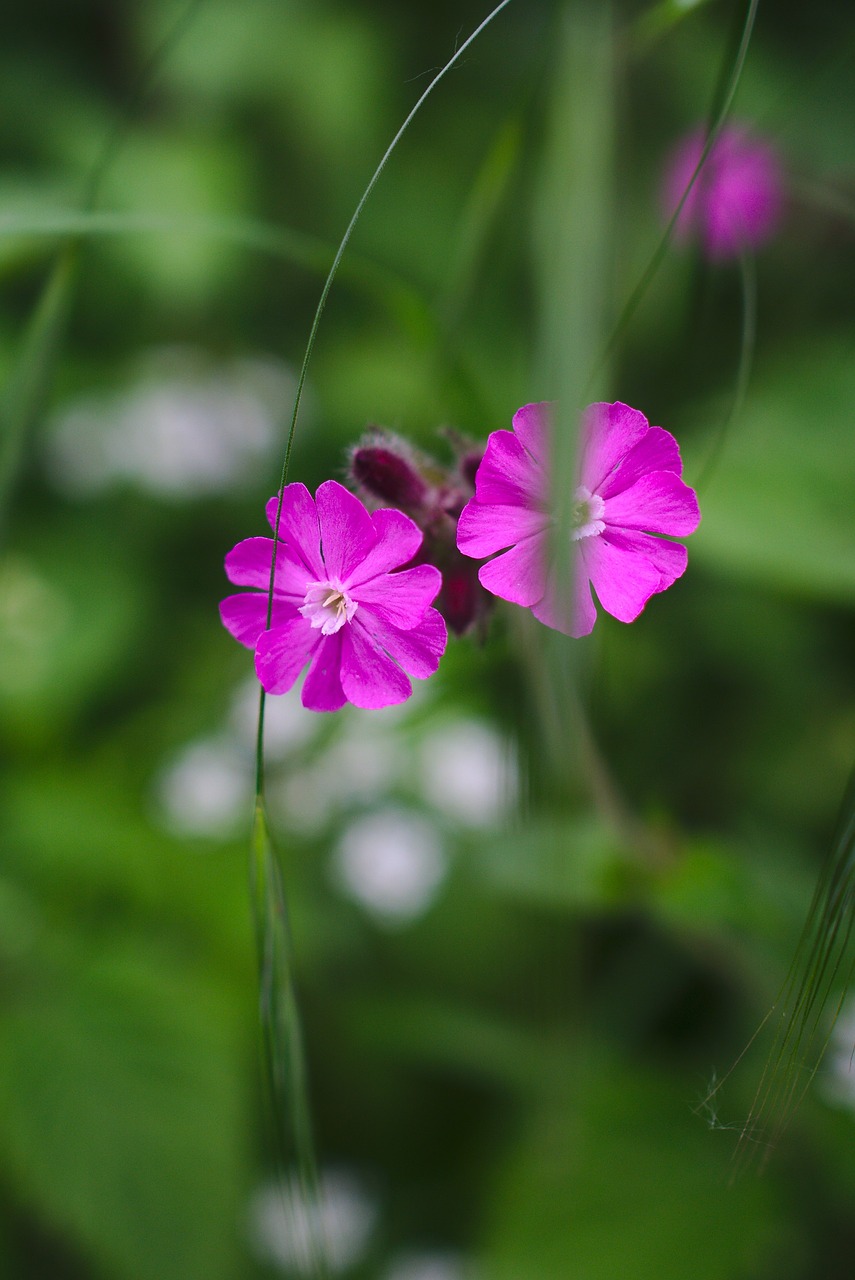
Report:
570,485,606,542
299,580,358,635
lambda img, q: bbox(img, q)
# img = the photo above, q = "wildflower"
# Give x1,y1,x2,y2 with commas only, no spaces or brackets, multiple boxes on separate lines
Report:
662,123,784,260
348,429,491,636
220,480,446,711
456,401,700,637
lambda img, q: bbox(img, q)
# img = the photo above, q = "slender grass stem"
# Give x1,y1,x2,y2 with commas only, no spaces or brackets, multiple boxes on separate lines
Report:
694,249,757,492
589,0,760,389
250,10,517,1274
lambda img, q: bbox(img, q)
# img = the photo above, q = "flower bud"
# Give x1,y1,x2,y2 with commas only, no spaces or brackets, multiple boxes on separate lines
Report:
348,432,428,513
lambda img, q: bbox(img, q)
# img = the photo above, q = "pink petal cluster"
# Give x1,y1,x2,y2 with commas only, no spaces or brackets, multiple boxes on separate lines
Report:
456,401,700,637
220,480,447,711
662,123,784,260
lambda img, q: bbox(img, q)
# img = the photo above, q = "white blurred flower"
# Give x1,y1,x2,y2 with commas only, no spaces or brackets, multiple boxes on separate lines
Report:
270,710,401,834
824,999,855,1112
154,736,252,839
248,1170,376,1275
46,346,295,497
418,718,516,827
334,807,446,923
385,1253,468,1280
229,676,319,762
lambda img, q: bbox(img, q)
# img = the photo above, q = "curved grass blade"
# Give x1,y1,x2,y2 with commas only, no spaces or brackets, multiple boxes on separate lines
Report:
251,802,330,1278
0,246,77,538
249,9,517,1274
264,0,517,561
631,0,715,54
734,773,855,1170
256,0,517,793
694,249,757,492
0,207,439,350
698,771,855,1172
590,0,760,387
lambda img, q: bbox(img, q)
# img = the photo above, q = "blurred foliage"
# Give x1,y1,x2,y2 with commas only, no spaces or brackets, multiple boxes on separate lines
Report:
0,0,854,1278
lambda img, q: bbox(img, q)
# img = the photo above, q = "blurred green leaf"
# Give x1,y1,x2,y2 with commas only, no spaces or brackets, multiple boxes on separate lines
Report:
0,937,248,1280
481,1048,803,1280
690,343,855,602
473,814,638,913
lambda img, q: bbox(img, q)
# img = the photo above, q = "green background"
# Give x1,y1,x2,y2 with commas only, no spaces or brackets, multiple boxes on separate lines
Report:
0,1,853,1277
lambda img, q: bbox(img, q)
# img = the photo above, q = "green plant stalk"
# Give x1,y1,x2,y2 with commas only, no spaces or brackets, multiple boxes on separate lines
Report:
249,9,518,1276
591,0,760,385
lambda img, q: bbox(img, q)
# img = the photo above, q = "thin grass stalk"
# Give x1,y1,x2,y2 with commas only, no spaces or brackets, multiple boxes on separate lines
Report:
251,802,330,1278
249,7,518,1271
590,0,760,386
722,772,855,1171
695,249,757,492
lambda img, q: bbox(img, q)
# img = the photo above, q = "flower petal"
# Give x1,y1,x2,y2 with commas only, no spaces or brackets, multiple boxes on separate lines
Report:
225,537,312,601
477,533,548,608
255,616,320,694
301,632,347,711
266,484,324,578
475,430,545,509
220,593,269,649
352,564,441,630
219,593,299,648
346,507,424,587
579,402,650,495
315,479,376,582
457,496,550,558
600,425,684,498
511,401,552,467
603,470,700,536
609,528,688,593
340,624,412,709
581,529,664,623
531,564,597,638
356,605,447,678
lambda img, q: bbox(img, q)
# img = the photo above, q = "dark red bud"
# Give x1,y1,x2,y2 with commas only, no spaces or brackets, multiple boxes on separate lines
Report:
350,443,428,511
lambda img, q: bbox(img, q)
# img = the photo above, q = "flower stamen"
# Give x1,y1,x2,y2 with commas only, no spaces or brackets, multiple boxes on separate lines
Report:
570,485,605,542
300,580,358,635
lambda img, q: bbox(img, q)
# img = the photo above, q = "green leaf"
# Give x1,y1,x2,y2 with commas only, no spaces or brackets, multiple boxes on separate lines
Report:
473,814,638,913
0,938,248,1280
481,1048,803,1280
689,342,855,603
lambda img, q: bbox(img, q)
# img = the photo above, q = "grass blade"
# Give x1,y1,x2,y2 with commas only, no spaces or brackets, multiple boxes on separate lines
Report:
592,0,760,383
694,249,757,492
0,246,77,536
251,801,329,1278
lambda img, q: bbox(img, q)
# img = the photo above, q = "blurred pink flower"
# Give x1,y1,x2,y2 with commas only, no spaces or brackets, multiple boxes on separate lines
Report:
662,123,784,259
220,480,446,711
456,401,700,637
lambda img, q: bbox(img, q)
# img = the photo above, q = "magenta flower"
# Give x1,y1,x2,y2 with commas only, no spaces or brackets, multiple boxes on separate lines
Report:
456,401,700,637
220,480,447,711
662,123,784,260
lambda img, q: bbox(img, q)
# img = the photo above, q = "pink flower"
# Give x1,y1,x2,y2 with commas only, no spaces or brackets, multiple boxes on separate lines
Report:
456,401,700,637
220,480,447,711
662,123,784,260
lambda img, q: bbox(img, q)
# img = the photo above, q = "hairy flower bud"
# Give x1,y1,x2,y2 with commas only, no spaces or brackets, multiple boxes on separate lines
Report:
349,432,428,513
347,426,493,637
